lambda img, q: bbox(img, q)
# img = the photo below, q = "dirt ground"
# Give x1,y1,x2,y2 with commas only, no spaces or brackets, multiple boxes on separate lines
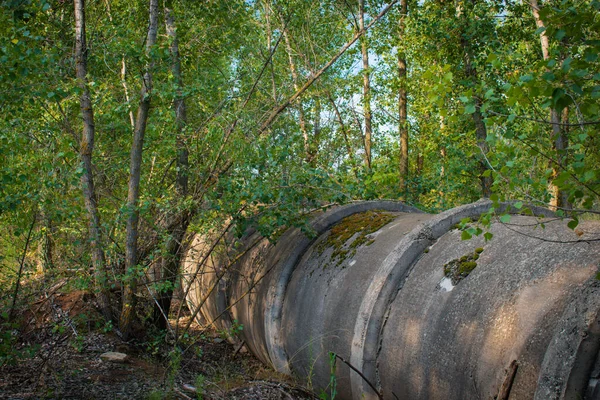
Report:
0,290,318,400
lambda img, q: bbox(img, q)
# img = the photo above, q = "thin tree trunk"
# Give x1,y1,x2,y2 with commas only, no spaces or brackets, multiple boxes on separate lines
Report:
74,0,112,322
328,94,359,180
37,207,54,275
459,17,492,198
359,0,372,170
264,2,277,102
121,58,135,132
529,0,569,210
120,0,159,339
281,26,311,162
552,107,570,207
439,116,446,179
309,96,321,165
530,0,550,59
398,0,409,196
471,97,492,197
416,153,424,175
151,0,191,331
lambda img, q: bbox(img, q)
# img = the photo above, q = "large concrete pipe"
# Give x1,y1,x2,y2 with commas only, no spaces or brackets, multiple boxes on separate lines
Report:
182,200,600,399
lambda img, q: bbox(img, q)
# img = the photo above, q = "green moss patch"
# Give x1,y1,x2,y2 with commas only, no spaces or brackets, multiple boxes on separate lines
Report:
316,210,396,269
443,247,484,285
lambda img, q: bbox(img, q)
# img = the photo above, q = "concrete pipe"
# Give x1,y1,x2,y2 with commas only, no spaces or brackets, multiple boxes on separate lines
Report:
182,200,600,399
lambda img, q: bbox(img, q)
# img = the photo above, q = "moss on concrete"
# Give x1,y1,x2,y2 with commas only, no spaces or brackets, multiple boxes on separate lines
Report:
316,210,396,269
444,247,485,285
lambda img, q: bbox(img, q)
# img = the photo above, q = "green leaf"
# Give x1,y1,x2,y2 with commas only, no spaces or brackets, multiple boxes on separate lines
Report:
583,170,595,182
520,74,534,83
567,219,578,230
465,104,476,114
555,29,566,40
484,232,493,241
562,57,572,72
461,230,472,240
514,201,523,209
500,214,511,223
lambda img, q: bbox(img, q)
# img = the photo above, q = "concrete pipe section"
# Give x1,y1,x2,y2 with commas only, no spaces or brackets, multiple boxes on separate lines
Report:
182,200,600,399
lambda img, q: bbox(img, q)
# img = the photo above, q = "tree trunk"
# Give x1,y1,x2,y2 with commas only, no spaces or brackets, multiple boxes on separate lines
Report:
550,107,570,208
471,97,492,197
398,0,409,196
280,26,311,162
121,58,135,132
309,96,321,165
37,207,54,275
120,0,159,339
529,0,569,210
359,0,372,170
150,0,191,331
459,16,492,198
74,0,112,322
264,1,277,102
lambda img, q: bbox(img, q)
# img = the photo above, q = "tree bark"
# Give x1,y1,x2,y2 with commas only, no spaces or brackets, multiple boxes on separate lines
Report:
359,0,372,170
264,1,277,102
398,0,409,196
280,25,311,162
74,0,112,322
310,96,321,165
529,0,569,210
120,0,159,338
459,6,492,198
121,58,135,132
150,0,191,331
37,207,54,275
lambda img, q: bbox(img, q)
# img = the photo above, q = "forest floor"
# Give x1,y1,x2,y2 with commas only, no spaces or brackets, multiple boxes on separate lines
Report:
0,288,317,400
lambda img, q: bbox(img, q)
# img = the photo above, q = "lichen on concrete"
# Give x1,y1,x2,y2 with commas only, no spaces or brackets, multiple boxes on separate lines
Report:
316,210,397,269
443,247,484,285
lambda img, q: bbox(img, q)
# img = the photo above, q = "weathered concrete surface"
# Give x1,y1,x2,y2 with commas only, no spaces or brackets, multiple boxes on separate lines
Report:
182,200,600,400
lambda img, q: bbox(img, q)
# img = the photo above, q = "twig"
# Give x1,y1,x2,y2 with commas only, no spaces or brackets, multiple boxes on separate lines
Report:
488,109,600,127
498,218,600,243
233,340,246,358
173,388,193,400
497,360,518,400
9,212,37,321
333,353,382,399
145,283,175,337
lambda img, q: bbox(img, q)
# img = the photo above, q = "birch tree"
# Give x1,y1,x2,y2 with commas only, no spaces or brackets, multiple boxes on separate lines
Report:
359,0,373,170
398,0,408,195
74,0,112,321
120,0,159,338
151,0,191,331
529,0,569,210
